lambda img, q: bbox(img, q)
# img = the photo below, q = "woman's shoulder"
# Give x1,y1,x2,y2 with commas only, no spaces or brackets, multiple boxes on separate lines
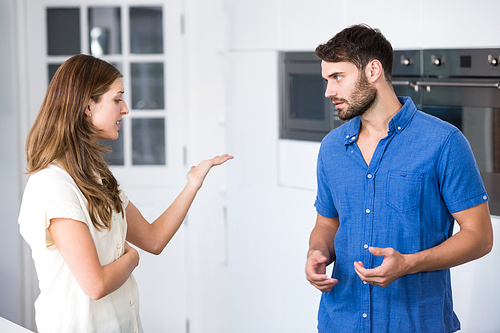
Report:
26,163,80,199
29,163,74,184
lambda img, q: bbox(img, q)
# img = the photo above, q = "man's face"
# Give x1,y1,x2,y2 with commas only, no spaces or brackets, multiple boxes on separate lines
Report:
321,60,377,121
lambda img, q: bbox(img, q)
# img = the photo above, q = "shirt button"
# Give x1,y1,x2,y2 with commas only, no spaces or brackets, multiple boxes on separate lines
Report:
133,329,137,333
366,209,371,214
363,281,368,285
129,300,134,306
364,244,369,249
367,174,372,179
117,244,121,249
397,126,401,130
113,215,117,221
363,313,368,318
483,195,488,200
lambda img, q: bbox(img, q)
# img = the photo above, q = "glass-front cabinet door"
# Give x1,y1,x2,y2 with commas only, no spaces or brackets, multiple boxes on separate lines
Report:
43,5,170,169
25,1,187,332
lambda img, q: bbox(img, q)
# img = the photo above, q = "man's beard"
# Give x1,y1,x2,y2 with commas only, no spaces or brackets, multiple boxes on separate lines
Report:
335,72,377,121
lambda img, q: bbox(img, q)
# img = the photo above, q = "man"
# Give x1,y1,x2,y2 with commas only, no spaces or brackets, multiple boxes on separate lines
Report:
305,24,493,333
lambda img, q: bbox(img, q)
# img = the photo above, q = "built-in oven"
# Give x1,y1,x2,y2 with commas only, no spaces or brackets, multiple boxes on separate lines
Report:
393,48,500,215
279,52,344,141
280,48,500,215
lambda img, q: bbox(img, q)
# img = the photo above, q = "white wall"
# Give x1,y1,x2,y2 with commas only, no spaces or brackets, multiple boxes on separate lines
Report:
0,0,24,327
224,0,500,332
451,217,500,332
182,0,230,331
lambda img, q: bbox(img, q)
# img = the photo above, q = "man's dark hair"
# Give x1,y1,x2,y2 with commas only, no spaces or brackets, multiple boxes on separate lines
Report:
315,24,394,83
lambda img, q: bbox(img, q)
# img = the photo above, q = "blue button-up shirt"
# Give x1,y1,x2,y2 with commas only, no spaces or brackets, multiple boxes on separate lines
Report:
314,97,488,333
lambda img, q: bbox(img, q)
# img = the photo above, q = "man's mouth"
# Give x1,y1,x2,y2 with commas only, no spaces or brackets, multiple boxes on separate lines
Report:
333,101,345,109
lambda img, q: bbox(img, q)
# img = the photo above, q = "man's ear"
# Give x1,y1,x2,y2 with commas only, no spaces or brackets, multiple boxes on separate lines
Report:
365,59,383,83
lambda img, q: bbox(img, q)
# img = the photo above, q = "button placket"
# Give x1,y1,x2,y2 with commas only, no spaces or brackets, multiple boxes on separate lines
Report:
362,168,375,332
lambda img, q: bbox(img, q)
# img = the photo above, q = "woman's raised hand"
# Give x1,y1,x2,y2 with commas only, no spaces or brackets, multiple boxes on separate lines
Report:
186,154,233,190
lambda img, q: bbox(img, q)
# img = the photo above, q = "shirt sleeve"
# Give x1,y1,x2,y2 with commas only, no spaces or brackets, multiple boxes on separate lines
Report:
119,188,129,209
314,146,339,218
43,174,88,228
438,129,489,214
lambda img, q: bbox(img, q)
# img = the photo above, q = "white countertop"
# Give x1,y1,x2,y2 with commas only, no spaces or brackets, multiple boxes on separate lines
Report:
0,317,33,332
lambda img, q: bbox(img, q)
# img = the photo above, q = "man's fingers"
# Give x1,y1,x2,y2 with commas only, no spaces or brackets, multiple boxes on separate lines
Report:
309,278,339,292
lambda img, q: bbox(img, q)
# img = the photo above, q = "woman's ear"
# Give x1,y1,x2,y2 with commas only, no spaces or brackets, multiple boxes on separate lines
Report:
85,104,92,118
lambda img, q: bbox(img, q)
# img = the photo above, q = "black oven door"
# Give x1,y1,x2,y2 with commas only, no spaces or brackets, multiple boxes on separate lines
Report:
419,78,500,215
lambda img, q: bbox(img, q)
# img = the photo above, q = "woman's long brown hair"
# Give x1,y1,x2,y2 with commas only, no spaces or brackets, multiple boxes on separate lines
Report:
26,54,124,230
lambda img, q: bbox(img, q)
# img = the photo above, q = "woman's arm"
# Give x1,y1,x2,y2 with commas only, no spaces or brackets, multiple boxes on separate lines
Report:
49,218,139,300
126,154,233,255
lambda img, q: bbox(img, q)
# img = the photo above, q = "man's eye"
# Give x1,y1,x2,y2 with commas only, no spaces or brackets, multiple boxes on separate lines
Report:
335,76,342,81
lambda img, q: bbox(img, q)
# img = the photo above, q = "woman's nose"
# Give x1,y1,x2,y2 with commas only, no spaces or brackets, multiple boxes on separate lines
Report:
122,102,130,115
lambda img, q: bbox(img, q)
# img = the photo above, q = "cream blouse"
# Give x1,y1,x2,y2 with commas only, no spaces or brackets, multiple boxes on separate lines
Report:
18,163,142,333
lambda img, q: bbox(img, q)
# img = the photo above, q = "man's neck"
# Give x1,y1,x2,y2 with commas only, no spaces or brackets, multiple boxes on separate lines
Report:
359,91,402,137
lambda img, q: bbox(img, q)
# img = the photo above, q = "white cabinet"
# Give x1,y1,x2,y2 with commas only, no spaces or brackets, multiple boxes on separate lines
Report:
421,0,500,48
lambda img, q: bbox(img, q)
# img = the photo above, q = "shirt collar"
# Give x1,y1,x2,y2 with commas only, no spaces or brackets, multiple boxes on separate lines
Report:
388,96,417,135
343,96,417,147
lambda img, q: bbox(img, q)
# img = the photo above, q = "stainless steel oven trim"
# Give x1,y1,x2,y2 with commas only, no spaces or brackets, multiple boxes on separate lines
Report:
392,80,500,90
392,80,418,90
416,81,500,90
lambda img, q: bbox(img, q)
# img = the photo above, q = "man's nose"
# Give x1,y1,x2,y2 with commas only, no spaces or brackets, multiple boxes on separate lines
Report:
325,83,337,98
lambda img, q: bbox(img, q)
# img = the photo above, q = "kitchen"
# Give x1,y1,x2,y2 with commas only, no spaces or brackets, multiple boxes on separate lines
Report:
1,0,500,332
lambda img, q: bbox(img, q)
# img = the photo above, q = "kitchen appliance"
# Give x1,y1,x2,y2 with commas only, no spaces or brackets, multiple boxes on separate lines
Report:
279,52,343,141
280,48,500,215
393,48,500,215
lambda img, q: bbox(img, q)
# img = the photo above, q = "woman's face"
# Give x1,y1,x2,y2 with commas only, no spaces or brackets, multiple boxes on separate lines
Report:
86,78,129,141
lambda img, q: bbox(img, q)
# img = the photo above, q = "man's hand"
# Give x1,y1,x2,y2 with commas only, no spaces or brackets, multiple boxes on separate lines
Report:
306,250,338,292
353,247,410,287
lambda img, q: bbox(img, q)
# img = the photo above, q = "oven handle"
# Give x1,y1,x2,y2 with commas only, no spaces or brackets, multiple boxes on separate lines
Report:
391,80,418,91
415,81,500,90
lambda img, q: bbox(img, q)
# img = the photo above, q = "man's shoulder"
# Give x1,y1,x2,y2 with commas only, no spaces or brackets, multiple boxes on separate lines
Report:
408,110,463,144
412,110,458,133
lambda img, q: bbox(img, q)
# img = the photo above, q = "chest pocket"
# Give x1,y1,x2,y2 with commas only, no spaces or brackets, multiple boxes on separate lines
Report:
387,170,423,212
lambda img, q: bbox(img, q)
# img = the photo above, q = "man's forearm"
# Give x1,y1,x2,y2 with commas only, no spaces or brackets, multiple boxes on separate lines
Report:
308,215,339,265
405,202,493,275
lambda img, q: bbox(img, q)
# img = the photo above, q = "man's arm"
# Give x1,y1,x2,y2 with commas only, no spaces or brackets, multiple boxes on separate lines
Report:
354,201,493,287
306,213,340,292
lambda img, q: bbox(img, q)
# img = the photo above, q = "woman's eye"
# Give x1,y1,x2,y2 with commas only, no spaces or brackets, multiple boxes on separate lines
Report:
115,99,122,103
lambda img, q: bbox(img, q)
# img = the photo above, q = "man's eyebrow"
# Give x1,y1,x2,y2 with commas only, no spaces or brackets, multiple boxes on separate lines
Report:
327,72,344,78
322,72,344,81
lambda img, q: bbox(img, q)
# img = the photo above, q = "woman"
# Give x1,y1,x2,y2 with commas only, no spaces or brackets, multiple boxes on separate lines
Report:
18,54,232,333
